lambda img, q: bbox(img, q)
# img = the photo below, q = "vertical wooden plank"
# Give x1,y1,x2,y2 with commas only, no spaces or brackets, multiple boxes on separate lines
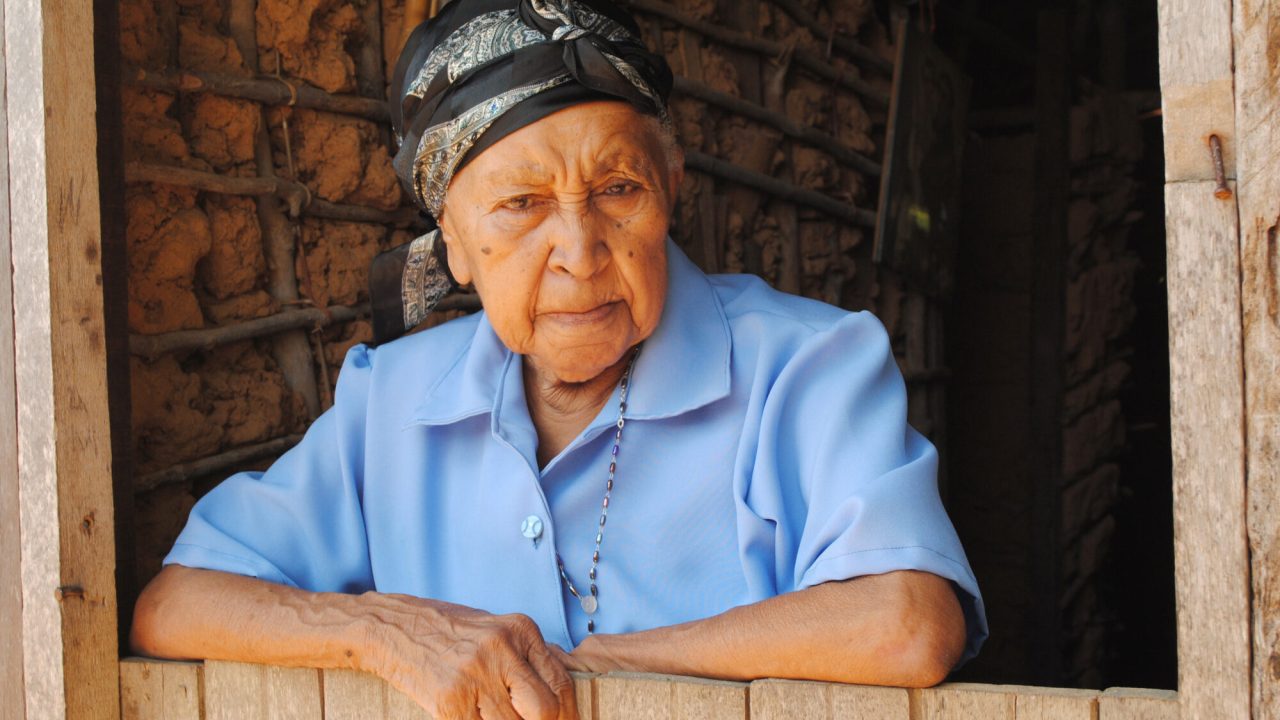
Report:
44,0,119,713
670,678,747,718
911,683,1016,720
1156,0,1252,716
572,672,596,720
1156,0,1237,183
6,0,64,711
205,661,321,720
7,0,120,715
204,661,264,720
323,669,385,720
0,1,23,711
829,684,911,719
750,679,913,719
321,668,430,720
1163,182,1251,720
1098,688,1179,720
120,659,202,720
749,679,826,719
595,673,745,720
1231,2,1280,718
263,666,322,720
595,674,670,720
120,661,162,720
1012,686,1098,720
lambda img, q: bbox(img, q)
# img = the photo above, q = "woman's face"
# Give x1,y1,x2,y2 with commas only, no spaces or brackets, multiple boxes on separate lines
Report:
438,101,682,384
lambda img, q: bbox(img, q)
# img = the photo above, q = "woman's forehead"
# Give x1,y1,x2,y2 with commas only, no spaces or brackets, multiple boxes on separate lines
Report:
470,111,663,183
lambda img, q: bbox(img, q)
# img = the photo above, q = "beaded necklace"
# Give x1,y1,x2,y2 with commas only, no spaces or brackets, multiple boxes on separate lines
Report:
555,344,641,634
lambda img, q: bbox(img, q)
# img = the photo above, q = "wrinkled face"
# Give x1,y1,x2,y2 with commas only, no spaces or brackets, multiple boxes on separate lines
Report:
438,102,683,384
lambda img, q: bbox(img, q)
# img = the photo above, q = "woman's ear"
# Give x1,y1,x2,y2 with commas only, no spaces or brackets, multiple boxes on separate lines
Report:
437,213,474,287
666,159,685,214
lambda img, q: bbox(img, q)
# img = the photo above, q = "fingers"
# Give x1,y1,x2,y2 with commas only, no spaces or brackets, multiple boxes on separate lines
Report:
527,643,579,720
504,657,562,720
476,694,524,720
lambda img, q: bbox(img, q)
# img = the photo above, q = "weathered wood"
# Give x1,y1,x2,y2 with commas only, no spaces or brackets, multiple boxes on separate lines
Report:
764,0,893,74
0,0,23,710
227,0,321,420
594,673,746,720
911,683,1016,720
127,296,477,360
622,0,888,106
671,76,882,177
573,673,596,720
1163,181,1251,720
322,668,429,720
1231,1,1280,717
119,659,202,720
6,0,122,716
684,152,877,228
1097,688,1179,720
129,304,371,359
134,434,306,494
123,163,424,228
204,661,321,720
1009,686,1098,719
127,68,390,123
749,679,910,719
1156,0,1236,183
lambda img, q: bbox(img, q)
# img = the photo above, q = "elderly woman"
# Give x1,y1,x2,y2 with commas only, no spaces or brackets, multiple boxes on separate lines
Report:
131,0,987,717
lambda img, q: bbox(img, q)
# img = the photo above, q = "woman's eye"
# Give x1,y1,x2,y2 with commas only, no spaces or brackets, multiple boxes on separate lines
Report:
502,196,534,211
602,182,638,196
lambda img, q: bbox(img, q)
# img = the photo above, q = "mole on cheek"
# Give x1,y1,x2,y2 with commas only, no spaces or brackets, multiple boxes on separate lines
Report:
480,246,492,255
628,250,635,258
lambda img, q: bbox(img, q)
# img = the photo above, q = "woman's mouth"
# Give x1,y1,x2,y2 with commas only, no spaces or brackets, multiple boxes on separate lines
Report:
540,300,623,327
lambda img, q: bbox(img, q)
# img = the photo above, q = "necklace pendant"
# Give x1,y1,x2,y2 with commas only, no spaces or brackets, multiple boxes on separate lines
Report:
580,595,598,615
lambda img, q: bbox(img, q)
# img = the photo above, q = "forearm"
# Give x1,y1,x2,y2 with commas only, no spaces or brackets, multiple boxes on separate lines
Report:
130,565,383,670
569,570,965,687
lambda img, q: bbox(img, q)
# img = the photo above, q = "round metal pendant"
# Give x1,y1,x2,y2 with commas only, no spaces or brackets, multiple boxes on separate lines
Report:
580,595,598,615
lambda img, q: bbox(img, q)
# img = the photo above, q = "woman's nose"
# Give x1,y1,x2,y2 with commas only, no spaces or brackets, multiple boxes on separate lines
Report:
547,209,608,279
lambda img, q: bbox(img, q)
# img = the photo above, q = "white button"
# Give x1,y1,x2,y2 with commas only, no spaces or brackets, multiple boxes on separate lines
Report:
521,515,544,541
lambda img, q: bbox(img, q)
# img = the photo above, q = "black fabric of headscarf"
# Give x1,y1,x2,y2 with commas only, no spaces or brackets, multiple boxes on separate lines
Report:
388,0,673,212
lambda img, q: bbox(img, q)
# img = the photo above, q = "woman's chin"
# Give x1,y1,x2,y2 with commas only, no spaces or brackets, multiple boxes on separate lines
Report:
529,346,633,386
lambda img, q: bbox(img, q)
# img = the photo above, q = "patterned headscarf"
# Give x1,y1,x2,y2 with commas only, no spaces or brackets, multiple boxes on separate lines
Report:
370,0,673,344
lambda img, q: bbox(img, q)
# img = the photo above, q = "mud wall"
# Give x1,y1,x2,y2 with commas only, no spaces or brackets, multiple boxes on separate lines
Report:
119,0,941,594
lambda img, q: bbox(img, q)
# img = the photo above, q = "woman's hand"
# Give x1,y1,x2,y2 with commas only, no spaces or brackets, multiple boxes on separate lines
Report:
360,593,578,720
132,566,577,720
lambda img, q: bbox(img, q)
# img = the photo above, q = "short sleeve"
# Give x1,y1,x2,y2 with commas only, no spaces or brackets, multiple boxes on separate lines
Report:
162,345,378,594
745,311,988,665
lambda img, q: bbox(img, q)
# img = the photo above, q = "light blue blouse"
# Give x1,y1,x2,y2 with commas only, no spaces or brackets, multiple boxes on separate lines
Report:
166,240,988,664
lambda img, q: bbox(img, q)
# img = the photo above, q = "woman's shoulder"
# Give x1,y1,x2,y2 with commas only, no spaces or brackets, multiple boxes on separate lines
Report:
705,272,881,342
337,311,483,395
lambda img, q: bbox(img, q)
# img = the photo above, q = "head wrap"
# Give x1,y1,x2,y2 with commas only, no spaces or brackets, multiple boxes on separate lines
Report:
369,0,673,344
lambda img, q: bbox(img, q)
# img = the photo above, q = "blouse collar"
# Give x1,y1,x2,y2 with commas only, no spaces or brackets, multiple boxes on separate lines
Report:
406,238,732,428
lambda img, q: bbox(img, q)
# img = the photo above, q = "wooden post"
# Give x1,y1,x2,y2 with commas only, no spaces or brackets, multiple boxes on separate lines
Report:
1231,1,1280,717
5,0,120,717
1154,0,1252,718
0,0,24,712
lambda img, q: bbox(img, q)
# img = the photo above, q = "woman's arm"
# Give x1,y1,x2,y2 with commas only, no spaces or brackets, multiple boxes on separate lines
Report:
560,570,966,687
132,565,578,720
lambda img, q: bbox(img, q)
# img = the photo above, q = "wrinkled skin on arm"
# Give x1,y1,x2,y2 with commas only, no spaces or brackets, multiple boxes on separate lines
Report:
132,566,578,720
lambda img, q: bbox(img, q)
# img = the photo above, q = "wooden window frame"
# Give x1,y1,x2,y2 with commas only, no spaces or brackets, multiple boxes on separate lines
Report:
1,0,1275,717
